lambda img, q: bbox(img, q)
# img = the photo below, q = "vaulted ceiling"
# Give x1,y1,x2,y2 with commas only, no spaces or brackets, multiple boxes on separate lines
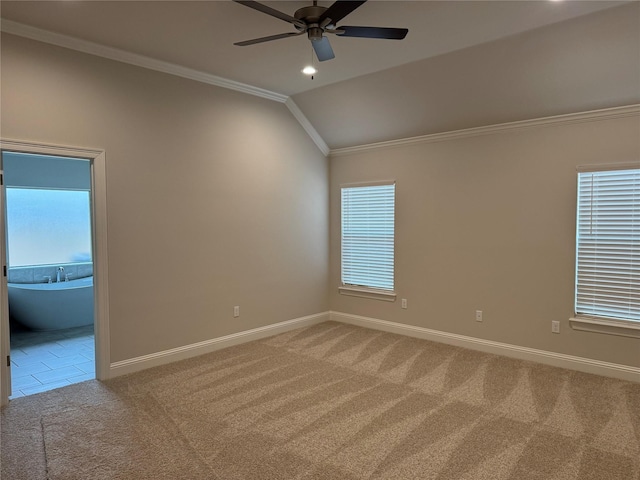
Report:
2,1,639,151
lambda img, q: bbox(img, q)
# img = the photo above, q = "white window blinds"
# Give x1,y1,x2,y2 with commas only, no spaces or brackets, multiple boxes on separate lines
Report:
575,167,640,322
341,183,395,291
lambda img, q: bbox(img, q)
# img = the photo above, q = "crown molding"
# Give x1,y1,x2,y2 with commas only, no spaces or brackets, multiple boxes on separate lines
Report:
1,20,290,103
285,98,330,156
0,19,329,157
330,104,640,157
1,20,331,156
6,19,634,160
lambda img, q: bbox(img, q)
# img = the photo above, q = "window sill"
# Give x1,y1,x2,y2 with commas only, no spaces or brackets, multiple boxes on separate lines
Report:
339,286,396,302
569,316,640,339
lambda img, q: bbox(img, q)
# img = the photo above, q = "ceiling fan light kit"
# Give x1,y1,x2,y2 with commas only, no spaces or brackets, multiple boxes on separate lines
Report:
233,0,409,62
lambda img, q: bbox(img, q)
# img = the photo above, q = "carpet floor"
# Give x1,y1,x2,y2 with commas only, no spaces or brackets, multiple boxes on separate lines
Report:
2,321,639,479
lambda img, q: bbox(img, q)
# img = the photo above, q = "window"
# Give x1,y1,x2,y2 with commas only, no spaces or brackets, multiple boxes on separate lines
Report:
341,182,395,300
5,188,92,267
573,166,640,336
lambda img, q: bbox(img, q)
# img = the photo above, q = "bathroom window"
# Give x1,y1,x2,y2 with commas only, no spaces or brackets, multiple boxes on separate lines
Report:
5,188,92,267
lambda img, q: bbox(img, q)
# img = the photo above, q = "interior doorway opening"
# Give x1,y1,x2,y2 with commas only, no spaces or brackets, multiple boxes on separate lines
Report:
0,140,110,405
4,152,95,398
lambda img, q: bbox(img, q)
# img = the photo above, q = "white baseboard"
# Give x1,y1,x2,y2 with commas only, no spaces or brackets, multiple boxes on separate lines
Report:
109,310,639,383
110,311,329,377
330,311,640,383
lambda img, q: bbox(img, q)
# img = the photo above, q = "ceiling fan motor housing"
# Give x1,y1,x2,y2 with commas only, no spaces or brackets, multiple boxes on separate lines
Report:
294,5,327,26
295,5,332,41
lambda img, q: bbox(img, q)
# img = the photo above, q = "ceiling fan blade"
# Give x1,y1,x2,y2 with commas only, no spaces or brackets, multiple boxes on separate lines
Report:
336,26,408,40
233,0,306,29
312,36,335,62
234,31,304,46
319,1,367,26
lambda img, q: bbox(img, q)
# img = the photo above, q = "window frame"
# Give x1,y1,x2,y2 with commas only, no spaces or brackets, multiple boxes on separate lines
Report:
339,180,397,302
570,163,640,338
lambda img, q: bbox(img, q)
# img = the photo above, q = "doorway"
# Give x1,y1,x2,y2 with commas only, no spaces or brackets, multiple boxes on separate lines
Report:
0,140,110,405
4,152,95,397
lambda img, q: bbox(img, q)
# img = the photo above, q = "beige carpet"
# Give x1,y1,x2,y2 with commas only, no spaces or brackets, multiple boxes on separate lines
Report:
2,321,639,479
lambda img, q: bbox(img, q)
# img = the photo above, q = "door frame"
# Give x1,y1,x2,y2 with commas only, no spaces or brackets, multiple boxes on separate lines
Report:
0,139,110,406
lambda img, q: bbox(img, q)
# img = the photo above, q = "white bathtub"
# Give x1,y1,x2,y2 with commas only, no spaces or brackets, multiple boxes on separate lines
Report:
8,276,94,331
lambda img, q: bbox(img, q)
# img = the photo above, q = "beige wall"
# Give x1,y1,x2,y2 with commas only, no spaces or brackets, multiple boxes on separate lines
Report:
1,33,329,362
329,115,640,368
2,31,638,372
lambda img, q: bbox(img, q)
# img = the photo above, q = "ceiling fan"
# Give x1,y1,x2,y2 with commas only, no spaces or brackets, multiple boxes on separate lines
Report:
232,0,409,62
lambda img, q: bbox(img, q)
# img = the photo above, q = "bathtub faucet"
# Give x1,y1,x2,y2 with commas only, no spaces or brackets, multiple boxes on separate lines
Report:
56,266,64,283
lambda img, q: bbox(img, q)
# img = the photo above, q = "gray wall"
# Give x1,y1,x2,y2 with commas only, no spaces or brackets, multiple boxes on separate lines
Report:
329,115,640,368
1,33,329,363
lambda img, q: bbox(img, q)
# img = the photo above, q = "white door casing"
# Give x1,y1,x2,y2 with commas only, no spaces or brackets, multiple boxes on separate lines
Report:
0,139,110,406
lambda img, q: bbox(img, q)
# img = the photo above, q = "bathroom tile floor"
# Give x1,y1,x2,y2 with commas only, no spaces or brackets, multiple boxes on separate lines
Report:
9,324,95,399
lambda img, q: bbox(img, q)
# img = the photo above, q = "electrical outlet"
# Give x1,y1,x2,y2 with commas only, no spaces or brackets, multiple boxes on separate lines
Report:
475,310,483,322
401,298,407,309
551,320,560,333
233,306,240,318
